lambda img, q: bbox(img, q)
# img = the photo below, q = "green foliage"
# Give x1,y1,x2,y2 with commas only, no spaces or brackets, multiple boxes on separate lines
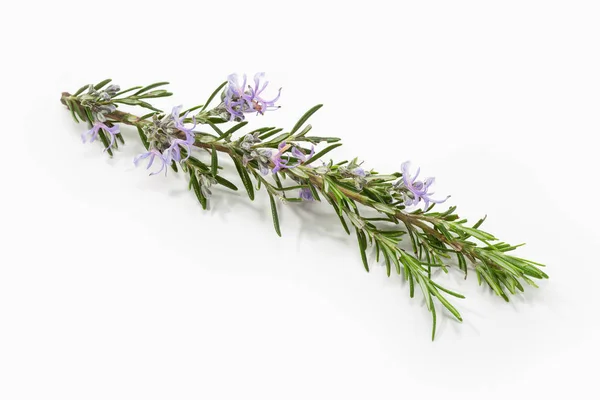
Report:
189,170,207,210
269,193,282,237
230,154,254,200
133,82,170,96
210,145,218,177
305,143,342,164
200,81,227,112
290,104,323,134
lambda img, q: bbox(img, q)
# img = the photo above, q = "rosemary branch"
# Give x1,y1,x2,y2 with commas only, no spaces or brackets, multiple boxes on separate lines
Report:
60,78,547,340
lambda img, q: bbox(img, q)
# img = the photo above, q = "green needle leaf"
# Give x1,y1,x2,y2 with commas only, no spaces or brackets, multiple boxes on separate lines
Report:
269,193,282,237
231,155,254,200
189,171,207,210
207,121,226,140
97,129,113,157
290,104,323,134
406,267,415,298
134,82,169,96
94,79,112,90
304,143,342,164
415,273,432,311
137,127,149,150
224,121,249,137
431,287,463,321
201,81,227,112
383,249,391,277
214,175,238,191
114,86,143,97
330,201,351,235
356,228,369,272
258,128,283,141
210,145,218,177
430,282,466,299
74,83,90,96
431,303,437,341
67,100,79,123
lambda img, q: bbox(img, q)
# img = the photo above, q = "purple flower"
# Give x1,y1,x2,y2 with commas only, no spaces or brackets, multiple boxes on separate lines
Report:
134,149,170,176
247,72,281,115
398,161,449,210
272,142,315,174
291,145,315,163
299,187,314,201
164,136,194,163
224,73,281,121
353,167,366,178
82,122,120,151
223,74,248,121
160,106,197,163
171,105,197,138
272,142,293,174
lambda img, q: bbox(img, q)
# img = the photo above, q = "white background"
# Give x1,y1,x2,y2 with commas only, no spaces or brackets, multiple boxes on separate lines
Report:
2,1,599,398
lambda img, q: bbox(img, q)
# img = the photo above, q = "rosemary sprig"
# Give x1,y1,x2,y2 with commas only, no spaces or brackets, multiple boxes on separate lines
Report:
60,76,547,339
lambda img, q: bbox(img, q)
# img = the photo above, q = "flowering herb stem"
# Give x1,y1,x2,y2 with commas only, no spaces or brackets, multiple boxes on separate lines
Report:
60,77,547,340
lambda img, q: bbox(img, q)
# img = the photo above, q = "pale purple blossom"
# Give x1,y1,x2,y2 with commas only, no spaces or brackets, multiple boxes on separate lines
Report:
164,135,195,163
82,121,120,151
224,73,281,121
272,142,291,174
247,72,281,115
133,106,198,177
299,187,314,201
272,142,315,174
134,149,169,176
353,167,366,177
171,105,197,138
224,73,248,121
162,106,197,162
291,146,315,163
397,161,449,210
338,165,369,190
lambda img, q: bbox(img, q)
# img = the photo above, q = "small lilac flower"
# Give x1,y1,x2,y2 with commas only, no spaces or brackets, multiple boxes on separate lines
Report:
338,165,369,190
226,74,247,98
272,142,294,174
134,149,169,176
398,161,449,210
164,135,195,163
224,72,281,121
154,105,197,163
82,122,120,151
247,72,281,115
272,142,315,174
224,74,248,121
353,167,366,178
171,105,197,138
258,163,271,176
299,187,314,201
291,145,315,163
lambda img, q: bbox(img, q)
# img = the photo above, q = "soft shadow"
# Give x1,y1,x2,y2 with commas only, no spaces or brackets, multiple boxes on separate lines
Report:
287,200,357,246
209,188,268,222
